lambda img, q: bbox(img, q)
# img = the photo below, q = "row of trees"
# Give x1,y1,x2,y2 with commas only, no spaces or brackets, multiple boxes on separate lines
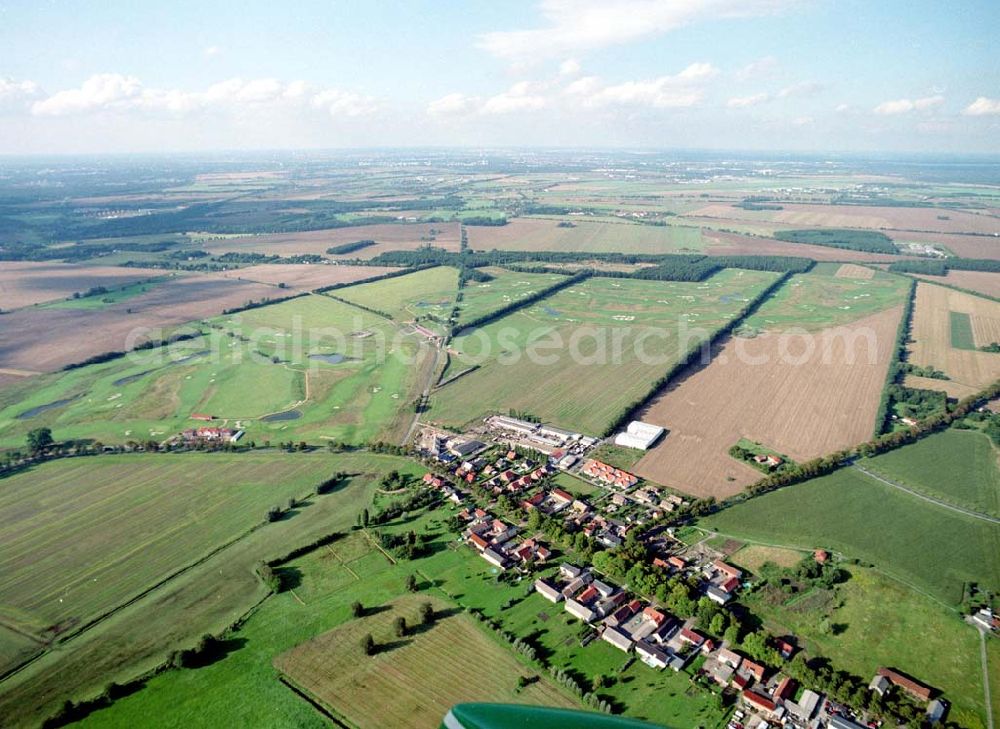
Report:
601,271,793,436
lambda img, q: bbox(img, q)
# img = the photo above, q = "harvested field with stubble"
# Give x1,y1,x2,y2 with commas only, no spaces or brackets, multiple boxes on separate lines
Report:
216,263,401,291
0,262,171,310
634,306,903,498
889,230,1000,260
274,595,577,729
911,269,1000,299
202,222,460,258
467,217,704,253
908,282,1000,395
0,274,278,373
835,263,874,279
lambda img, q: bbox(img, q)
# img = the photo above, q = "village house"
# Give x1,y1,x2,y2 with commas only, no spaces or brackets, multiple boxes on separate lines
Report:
534,578,563,603
741,690,781,721
635,640,670,669
481,547,506,570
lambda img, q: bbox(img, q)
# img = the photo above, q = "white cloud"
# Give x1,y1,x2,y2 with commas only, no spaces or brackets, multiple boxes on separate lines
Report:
778,81,823,98
727,92,770,108
963,96,1000,116
563,75,602,97
29,73,378,119
0,77,42,110
478,0,800,60
791,115,813,126
203,45,223,58
834,103,852,113
32,74,143,115
873,95,944,115
582,63,717,108
735,55,778,81
482,81,547,114
427,92,480,117
559,58,581,76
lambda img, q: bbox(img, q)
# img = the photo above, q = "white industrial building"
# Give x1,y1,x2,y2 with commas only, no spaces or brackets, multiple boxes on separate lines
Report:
614,421,665,450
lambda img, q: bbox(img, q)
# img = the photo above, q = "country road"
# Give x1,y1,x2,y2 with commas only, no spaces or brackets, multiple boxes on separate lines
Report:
400,342,444,446
852,465,1000,525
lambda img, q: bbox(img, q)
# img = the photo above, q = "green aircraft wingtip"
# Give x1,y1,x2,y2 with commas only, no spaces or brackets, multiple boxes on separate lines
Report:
441,703,669,729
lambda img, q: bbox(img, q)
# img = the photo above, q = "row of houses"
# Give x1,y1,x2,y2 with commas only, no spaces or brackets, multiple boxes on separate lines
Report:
534,564,709,673
580,459,639,490
460,507,551,571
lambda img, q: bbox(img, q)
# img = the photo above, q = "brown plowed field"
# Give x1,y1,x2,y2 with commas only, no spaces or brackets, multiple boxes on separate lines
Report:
908,282,1000,395
702,230,902,262
633,306,903,499
0,262,169,310
911,270,1000,299
216,263,401,290
687,203,1000,235
888,231,1000,259
0,275,277,373
202,222,460,258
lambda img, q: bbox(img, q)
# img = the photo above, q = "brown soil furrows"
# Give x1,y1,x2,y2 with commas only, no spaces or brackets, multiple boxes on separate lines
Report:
633,306,903,499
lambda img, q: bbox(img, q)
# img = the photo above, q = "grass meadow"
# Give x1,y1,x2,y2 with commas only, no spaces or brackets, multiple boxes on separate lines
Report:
0,294,426,448
0,453,358,638
76,504,725,729
429,269,779,434
0,451,423,726
330,266,459,324
701,458,1000,606
744,567,987,728
859,429,1000,517
741,265,910,332
456,267,566,323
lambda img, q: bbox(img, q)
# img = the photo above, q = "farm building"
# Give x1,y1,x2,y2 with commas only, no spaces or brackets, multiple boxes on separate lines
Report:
534,578,563,603
565,598,597,623
614,421,665,450
873,667,933,703
602,626,634,653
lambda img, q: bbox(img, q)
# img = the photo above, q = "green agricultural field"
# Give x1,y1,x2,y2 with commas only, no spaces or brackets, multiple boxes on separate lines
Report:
457,267,566,323
330,266,459,326
700,462,1000,606
744,567,987,728
950,311,977,349
860,429,999,516
77,501,726,729
0,452,422,727
41,276,174,310
0,453,356,640
429,269,779,434
0,294,427,448
275,594,577,728
741,268,909,332
469,218,705,254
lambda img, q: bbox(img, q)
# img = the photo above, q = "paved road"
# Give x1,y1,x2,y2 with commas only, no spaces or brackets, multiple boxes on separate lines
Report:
852,465,1000,524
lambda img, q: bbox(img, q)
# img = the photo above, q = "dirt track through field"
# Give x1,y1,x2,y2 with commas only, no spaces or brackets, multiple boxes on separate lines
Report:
908,282,1000,395
633,306,903,499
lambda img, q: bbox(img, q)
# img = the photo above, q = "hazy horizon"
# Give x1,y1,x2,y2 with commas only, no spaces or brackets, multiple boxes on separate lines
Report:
2,0,998,155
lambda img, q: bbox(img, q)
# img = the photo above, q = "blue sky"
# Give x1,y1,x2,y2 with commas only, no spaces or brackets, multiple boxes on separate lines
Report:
0,0,997,154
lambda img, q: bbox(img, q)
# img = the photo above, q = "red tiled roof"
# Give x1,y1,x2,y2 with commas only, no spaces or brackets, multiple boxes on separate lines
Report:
742,690,776,712
877,668,932,701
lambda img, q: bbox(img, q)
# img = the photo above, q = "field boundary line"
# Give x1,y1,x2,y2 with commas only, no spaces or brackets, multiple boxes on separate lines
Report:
361,529,397,564
325,544,360,580
852,464,1000,524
